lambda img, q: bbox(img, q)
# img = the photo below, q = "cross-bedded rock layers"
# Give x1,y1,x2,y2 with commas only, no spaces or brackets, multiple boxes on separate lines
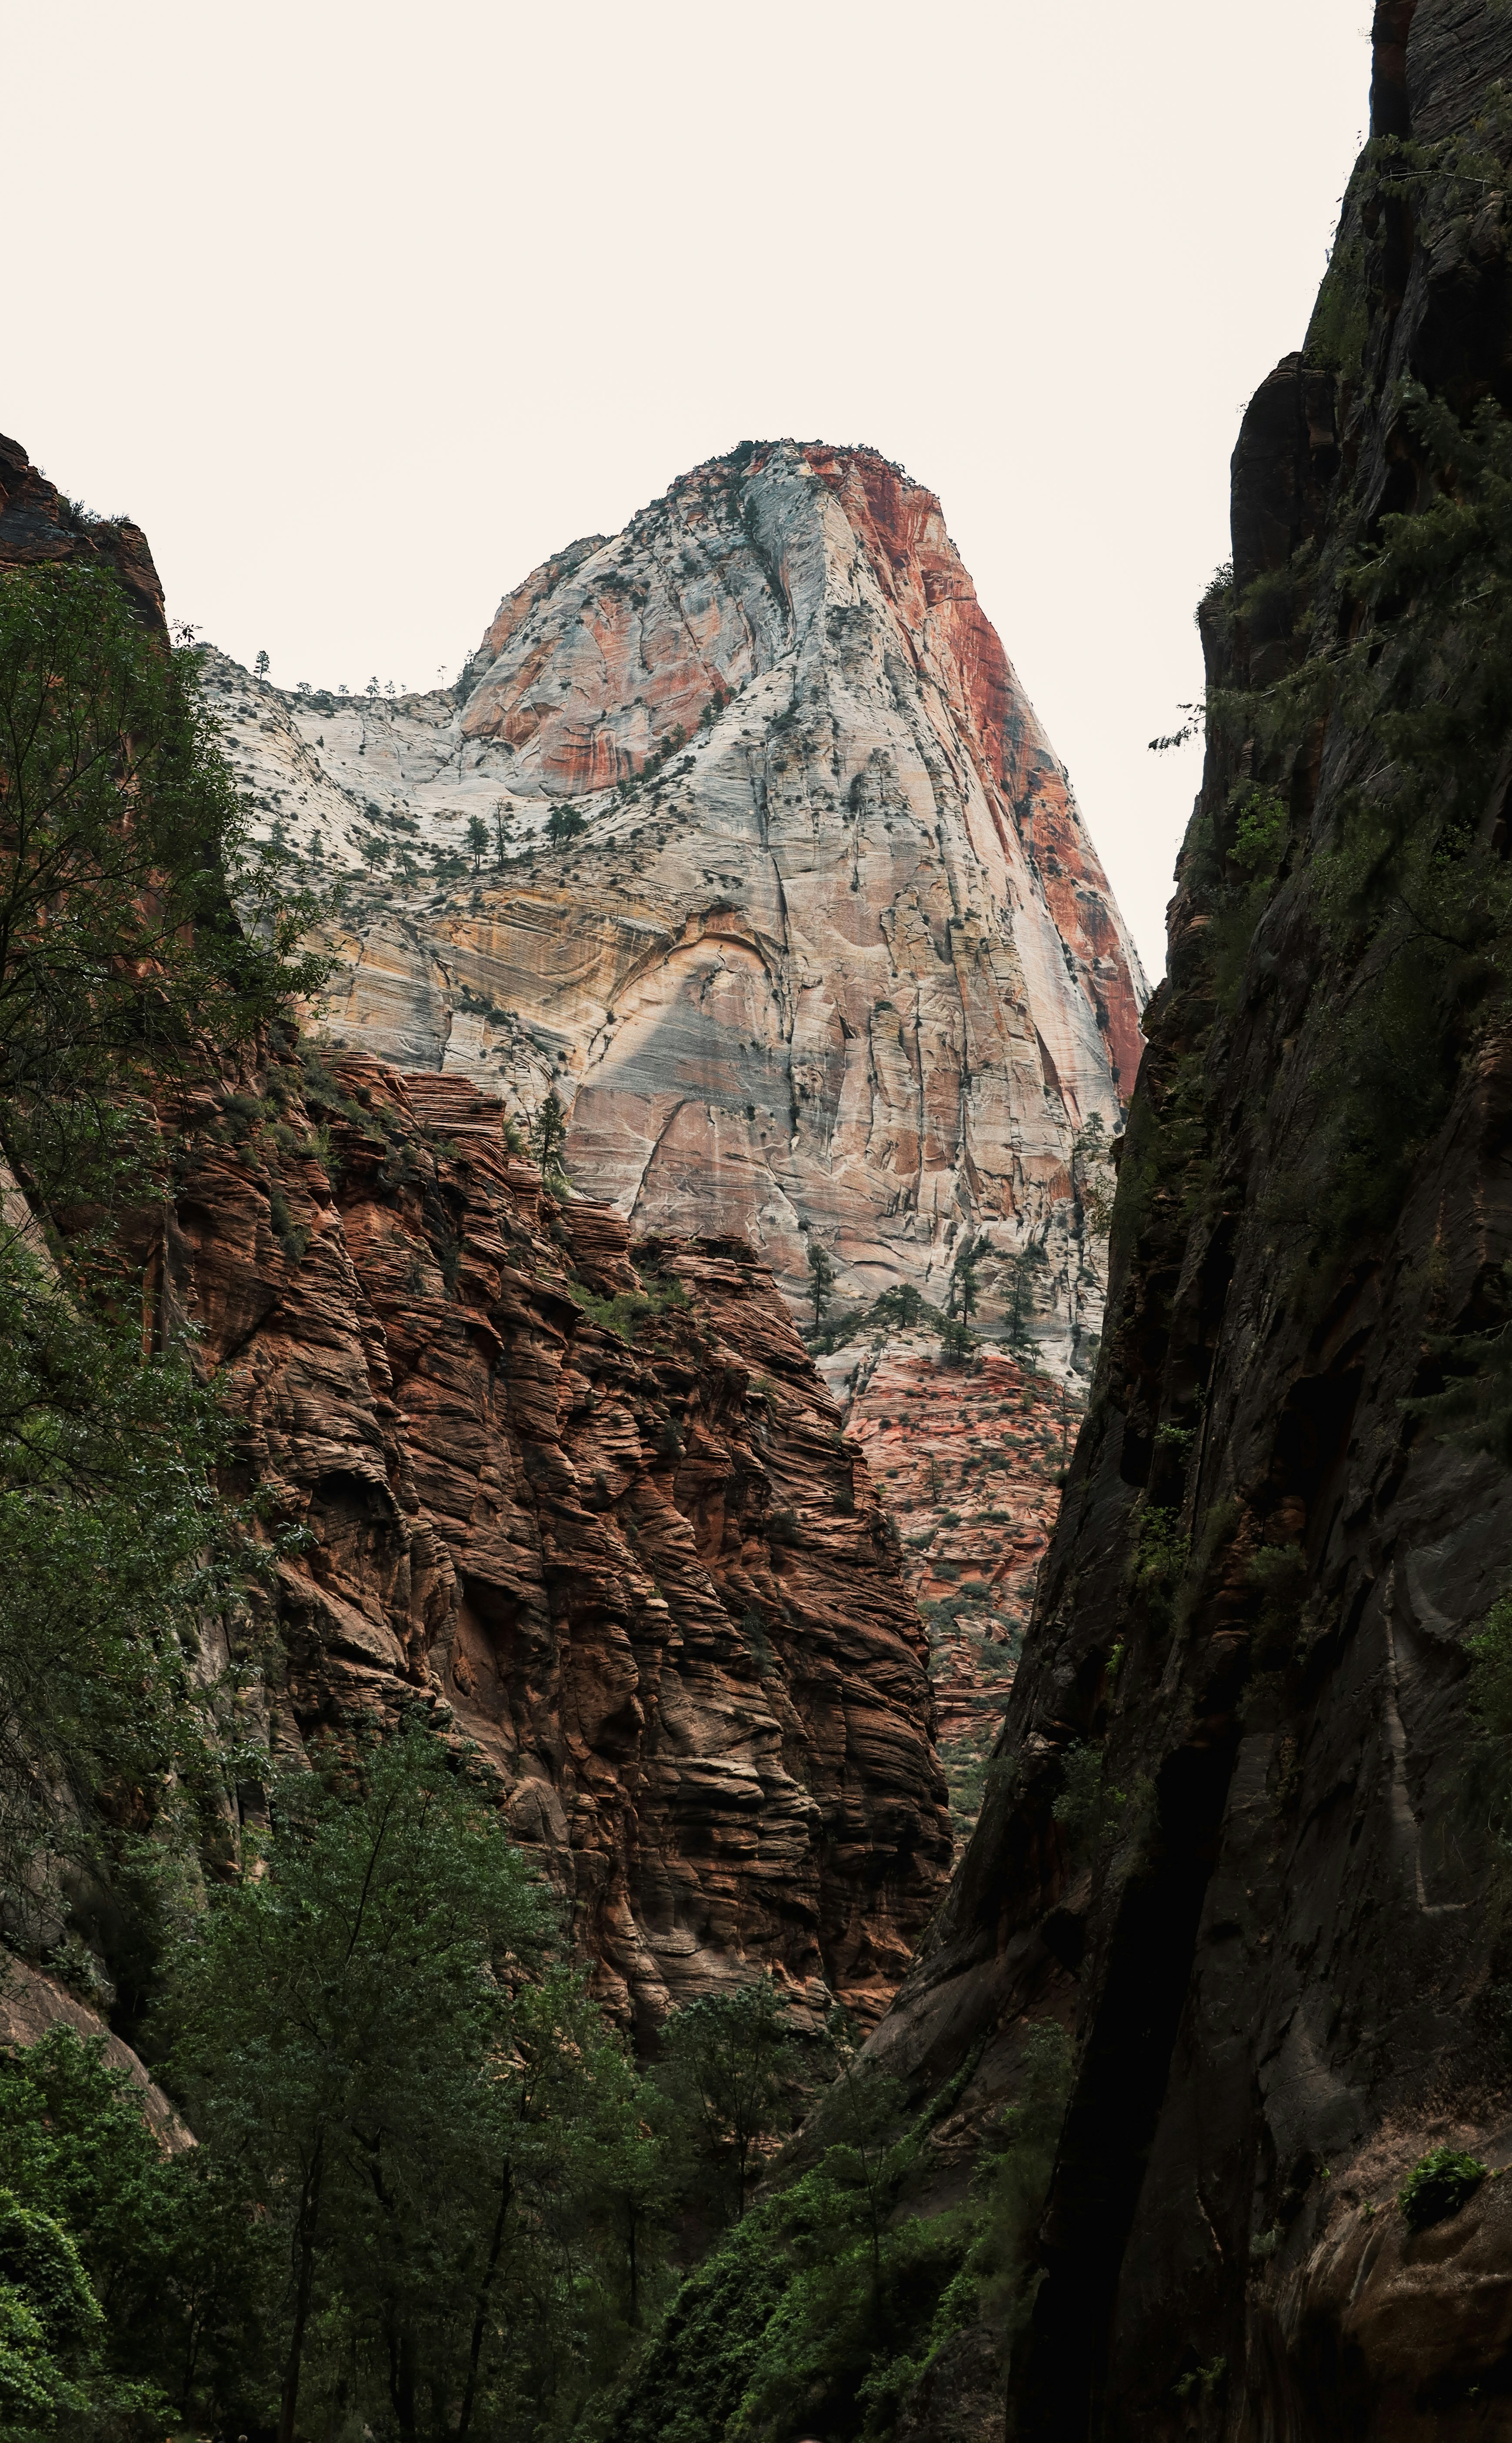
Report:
150,1056,952,2032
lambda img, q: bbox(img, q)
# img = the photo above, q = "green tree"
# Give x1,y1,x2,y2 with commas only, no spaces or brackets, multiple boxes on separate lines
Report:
807,1238,836,1329
0,2192,103,2433
949,1234,986,1322
466,813,490,872
939,1315,977,1367
160,1722,656,2443
0,1241,260,1959
872,1282,924,1332
529,1089,569,1181
656,1975,803,2223
1005,1242,1048,1352
546,804,586,850
253,649,270,681
0,2025,268,2424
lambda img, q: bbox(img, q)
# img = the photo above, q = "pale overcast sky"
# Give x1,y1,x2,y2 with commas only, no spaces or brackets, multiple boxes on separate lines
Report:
6,1,1368,977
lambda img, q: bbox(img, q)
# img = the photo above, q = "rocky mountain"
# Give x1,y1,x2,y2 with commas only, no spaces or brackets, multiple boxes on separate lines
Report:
202,443,1144,1335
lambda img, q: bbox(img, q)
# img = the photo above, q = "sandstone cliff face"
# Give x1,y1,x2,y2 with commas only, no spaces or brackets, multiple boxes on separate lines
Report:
144,1052,949,2030
200,444,1143,1326
857,6,1512,2434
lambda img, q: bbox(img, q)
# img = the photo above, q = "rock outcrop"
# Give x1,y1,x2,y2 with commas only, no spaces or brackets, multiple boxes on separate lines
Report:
140,1050,950,2030
0,431,165,630
200,443,1144,1325
848,4,1512,2433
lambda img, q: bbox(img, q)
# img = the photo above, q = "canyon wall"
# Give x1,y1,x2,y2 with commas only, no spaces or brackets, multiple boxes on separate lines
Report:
144,1050,953,2033
202,444,1143,1334
848,4,1512,2433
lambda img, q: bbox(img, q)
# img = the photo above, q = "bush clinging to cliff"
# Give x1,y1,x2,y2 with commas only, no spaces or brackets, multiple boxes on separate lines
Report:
0,562,327,1208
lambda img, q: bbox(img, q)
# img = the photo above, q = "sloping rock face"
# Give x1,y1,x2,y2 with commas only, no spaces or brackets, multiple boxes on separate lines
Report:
145,1051,950,2030
857,6,1512,2434
200,443,1144,1322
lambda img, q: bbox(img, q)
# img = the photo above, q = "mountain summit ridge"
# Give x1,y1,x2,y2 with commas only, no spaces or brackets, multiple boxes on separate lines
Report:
206,440,1144,1341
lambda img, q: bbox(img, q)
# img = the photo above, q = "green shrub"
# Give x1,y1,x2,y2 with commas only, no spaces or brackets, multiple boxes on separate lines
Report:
1468,1596,1512,1739
565,1274,689,1345
1397,2145,1487,2233
1131,1504,1188,1630
1052,1742,1124,1860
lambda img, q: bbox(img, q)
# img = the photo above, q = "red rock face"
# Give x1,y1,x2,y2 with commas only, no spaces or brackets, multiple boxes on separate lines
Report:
798,447,1145,1097
827,1334,1074,1847
153,1055,951,2028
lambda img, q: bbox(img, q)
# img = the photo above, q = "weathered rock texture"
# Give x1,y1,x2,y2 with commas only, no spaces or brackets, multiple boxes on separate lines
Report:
856,5,1512,2435
145,1051,950,2030
821,1333,1071,1847
201,444,1144,1323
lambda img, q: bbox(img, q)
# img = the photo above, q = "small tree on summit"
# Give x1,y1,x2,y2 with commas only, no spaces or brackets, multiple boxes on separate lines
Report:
253,648,270,681
808,1239,836,1328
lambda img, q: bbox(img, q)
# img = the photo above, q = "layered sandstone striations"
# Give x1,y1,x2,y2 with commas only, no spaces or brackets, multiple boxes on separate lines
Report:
851,7,1512,2435
823,1333,1073,1847
146,1051,950,2029
201,444,1144,1324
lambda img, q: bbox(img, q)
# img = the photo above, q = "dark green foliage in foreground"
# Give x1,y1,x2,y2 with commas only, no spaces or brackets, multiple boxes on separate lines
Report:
0,1239,263,1969
656,1977,804,2226
1398,2145,1488,2233
0,2190,105,2435
2,1730,678,2443
161,1723,657,2443
0,2023,268,2432
611,2023,1071,2443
